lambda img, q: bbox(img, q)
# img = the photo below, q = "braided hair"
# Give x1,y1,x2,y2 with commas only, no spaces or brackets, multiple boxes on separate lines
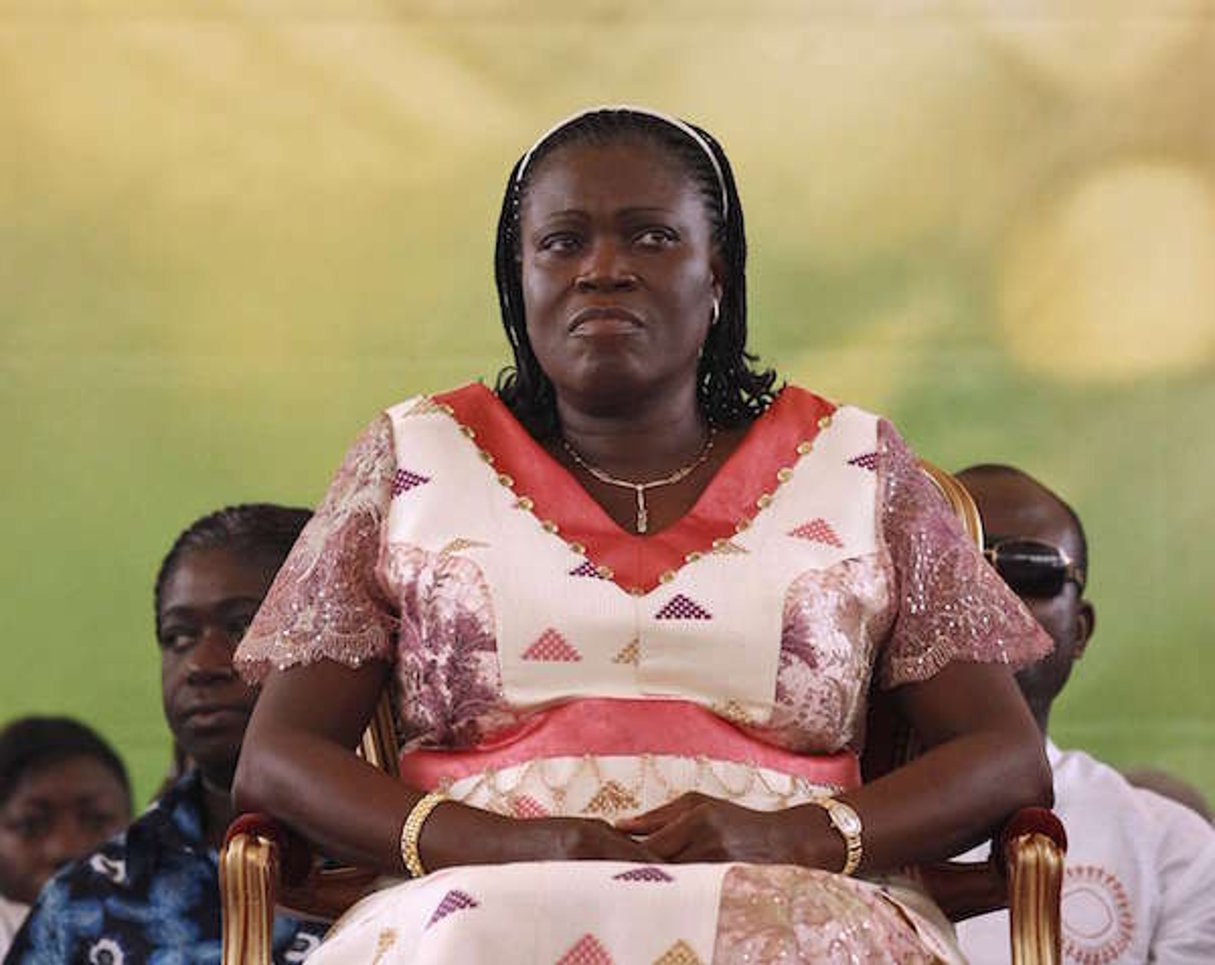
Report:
153,503,312,636
494,108,779,438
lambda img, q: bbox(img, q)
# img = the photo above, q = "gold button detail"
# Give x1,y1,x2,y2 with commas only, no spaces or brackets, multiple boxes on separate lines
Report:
460,425,476,439
515,496,534,511
776,467,793,483
541,520,559,534
597,565,614,580
756,493,773,509
497,473,514,488
569,542,586,555
796,441,813,455
659,571,675,584
735,518,751,533
817,415,833,430
684,551,702,563
479,449,494,464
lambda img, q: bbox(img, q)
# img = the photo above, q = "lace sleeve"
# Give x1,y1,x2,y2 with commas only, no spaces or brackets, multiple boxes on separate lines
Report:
235,415,399,683
876,419,1052,689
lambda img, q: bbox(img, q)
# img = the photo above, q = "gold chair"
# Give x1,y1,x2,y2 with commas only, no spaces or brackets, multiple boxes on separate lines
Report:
221,463,1066,965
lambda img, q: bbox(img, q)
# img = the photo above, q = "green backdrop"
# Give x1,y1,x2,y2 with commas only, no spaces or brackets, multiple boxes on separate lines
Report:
3,2,1212,806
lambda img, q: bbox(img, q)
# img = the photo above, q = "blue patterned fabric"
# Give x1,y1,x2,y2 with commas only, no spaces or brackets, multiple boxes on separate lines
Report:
3,770,325,964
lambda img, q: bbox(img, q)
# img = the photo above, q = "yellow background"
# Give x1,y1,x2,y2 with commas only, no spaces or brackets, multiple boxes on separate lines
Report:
3,1,1212,804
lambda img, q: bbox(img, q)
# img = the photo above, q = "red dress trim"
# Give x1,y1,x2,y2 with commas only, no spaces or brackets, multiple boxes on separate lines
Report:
399,698,861,793
431,383,837,595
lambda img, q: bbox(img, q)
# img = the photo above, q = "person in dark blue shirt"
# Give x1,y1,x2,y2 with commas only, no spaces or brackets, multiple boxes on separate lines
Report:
6,505,327,964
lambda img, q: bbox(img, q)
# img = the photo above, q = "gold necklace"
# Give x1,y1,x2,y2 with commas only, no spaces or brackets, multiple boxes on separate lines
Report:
561,427,717,534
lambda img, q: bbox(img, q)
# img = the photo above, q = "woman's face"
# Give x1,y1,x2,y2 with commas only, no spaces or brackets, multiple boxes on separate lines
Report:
519,138,722,418
0,757,131,904
158,546,274,787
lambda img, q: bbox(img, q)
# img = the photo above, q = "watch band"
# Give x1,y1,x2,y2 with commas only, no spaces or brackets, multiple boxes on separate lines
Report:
813,796,863,876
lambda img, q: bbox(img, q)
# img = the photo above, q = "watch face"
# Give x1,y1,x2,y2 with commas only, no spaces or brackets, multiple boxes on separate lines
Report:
832,804,862,836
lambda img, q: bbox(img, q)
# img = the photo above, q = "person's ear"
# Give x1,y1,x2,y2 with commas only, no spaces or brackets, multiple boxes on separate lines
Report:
709,252,725,305
1073,600,1095,660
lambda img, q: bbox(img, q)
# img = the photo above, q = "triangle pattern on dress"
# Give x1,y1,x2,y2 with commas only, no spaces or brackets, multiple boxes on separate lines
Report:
788,518,844,548
714,699,755,726
426,889,479,929
557,934,614,965
569,559,603,578
654,594,713,621
522,629,582,662
583,780,641,816
653,940,704,965
613,866,674,883
370,929,397,965
847,451,879,472
711,539,749,555
391,468,431,496
508,794,550,819
611,637,640,667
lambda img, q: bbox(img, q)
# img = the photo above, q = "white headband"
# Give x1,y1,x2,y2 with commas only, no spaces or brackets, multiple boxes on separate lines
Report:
514,105,729,219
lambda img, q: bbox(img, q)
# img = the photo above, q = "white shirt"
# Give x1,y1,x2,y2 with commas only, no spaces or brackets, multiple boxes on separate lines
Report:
0,894,30,960
956,741,1215,964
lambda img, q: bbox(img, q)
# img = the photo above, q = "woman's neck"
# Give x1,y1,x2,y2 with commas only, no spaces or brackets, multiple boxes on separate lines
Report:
556,390,710,481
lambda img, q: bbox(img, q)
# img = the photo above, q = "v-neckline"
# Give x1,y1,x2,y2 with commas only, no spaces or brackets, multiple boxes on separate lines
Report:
432,383,837,595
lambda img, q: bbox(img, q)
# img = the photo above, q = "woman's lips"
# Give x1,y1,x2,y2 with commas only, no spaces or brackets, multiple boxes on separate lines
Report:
568,306,644,336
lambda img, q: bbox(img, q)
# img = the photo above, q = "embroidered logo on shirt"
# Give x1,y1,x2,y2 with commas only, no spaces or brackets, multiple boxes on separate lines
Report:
788,519,844,548
1061,865,1134,965
522,629,582,662
654,594,713,620
391,468,431,496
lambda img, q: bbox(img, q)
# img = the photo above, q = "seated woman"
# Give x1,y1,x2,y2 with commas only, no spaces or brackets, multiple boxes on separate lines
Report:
7,505,327,964
233,107,1053,963
0,718,132,957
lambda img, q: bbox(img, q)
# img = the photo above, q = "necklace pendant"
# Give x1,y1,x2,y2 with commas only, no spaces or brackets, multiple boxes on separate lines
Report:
635,486,648,534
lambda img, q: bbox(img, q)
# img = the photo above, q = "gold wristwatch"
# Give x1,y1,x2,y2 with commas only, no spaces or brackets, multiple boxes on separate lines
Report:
815,796,863,876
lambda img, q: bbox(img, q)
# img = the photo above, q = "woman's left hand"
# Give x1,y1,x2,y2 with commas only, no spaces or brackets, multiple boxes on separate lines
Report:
615,792,816,865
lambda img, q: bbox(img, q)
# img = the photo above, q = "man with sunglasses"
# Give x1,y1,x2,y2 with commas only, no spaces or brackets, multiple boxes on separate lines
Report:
952,464,1215,965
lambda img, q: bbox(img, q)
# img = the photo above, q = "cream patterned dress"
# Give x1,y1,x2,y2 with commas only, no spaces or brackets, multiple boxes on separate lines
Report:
237,384,1050,964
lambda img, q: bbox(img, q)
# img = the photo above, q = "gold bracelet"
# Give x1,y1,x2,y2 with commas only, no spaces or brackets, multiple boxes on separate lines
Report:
399,790,448,878
810,796,864,876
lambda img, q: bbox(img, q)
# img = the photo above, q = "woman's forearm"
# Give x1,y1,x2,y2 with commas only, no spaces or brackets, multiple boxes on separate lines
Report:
233,658,655,873
787,661,1051,875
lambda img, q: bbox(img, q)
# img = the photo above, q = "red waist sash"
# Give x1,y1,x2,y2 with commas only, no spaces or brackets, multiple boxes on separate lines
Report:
399,698,860,792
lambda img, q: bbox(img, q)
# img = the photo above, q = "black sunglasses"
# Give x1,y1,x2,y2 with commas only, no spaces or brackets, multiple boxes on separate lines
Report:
983,538,1086,598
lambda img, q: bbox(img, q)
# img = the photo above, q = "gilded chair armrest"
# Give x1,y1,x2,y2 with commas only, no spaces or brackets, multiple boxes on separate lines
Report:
220,814,313,965
1001,807,1068,965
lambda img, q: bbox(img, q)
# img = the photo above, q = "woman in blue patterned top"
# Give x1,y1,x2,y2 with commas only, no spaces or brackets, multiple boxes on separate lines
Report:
6,505,327,965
